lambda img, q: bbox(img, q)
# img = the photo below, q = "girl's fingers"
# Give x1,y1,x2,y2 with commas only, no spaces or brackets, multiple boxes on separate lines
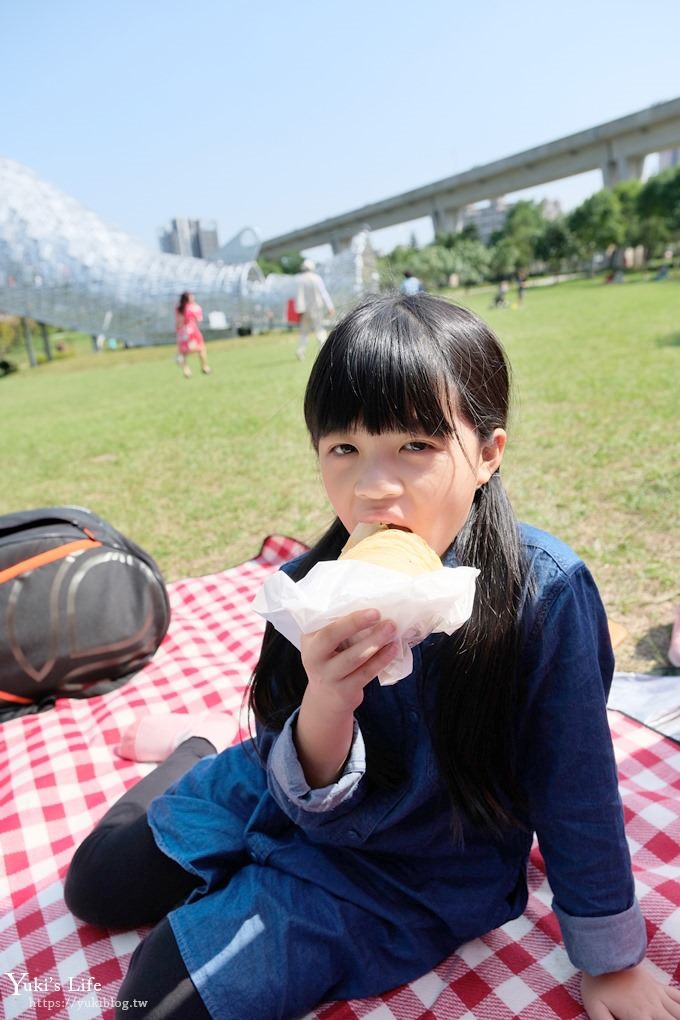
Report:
307,609,381,658
335,622,398,678
301,612,399,687
349,638,401,687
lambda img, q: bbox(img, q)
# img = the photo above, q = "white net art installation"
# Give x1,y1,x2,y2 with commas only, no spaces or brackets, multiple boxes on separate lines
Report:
0,157,378,348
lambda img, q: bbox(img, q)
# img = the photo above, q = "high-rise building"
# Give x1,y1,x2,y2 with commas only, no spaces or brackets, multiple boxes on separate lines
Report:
158,218,220,258
196,221,219,259
539,198,562,222
458,198,507,243
659,149,680,170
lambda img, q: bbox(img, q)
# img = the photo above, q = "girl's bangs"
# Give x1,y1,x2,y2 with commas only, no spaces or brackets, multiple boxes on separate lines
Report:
305,308,455,443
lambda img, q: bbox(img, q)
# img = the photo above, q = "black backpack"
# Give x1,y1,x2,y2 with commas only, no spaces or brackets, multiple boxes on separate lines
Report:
0,506,171,720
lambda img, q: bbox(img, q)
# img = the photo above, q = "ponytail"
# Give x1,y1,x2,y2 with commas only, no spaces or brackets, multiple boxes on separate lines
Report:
427,473,529,837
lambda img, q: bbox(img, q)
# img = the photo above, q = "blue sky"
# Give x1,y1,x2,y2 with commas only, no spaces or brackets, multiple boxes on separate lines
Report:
2,0,679,257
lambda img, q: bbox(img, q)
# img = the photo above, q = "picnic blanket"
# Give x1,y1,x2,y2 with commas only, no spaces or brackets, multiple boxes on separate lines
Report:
1,535,678,1020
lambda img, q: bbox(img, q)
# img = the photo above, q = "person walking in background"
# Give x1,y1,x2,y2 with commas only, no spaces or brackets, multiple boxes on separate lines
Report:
399,269,425,295
295,259,335,361
516,270,527,304
175,292,211,379
492,279,509,308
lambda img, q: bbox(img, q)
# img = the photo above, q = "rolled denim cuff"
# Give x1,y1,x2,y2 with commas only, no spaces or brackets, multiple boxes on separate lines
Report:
553,898,647,974
268,709,366,813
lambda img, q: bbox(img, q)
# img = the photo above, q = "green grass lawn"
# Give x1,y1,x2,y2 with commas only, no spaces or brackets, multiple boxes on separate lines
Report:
3,277,679,674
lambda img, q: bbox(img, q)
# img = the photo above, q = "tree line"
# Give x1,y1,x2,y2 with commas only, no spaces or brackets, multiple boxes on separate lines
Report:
379,163,680,290
258,163,680,290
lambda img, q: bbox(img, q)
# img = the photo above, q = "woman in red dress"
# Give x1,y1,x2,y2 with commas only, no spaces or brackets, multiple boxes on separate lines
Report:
175,292,211,378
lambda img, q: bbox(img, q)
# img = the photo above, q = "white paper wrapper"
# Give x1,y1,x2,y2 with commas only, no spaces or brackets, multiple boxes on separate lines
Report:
252,561,479,685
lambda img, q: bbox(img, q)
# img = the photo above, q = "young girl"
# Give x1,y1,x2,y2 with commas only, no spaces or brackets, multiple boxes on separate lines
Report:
175,291,211,378
65,294,679,1020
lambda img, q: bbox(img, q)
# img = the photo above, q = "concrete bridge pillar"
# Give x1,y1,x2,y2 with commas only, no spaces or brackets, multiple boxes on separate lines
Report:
601,151,645,188
330,235,353,255
431,206,464,237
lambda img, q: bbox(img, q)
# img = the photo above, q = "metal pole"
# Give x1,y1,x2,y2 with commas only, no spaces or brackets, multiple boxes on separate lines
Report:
21,317,37,367
39,321,53,361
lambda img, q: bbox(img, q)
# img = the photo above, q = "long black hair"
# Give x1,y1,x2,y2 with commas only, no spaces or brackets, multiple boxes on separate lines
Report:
249,293,530,836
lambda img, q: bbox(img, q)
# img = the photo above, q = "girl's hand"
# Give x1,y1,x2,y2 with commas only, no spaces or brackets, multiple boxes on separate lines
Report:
581,964,680,1019
295,609,399,788
301,609,398,716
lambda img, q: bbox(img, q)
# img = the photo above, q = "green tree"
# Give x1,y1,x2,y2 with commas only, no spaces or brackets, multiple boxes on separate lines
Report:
611,178,669,260
534,218,579,271
436,223,480,247
637,165,680,239
489,236,522,278
278,251,305,274
460,223,480,242
434,231,457,249
256,251,304,276
256,255,283,276
430,232,491,285
501,200,545,267
410,246,454,289
0,316,20,354
612,180,643,248
446,237,491,286
567,190,625,257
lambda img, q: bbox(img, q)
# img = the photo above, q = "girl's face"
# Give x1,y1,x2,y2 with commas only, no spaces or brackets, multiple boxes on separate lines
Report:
318,419,506,556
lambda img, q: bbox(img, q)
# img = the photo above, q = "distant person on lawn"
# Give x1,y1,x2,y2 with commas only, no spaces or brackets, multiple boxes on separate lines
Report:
399,270,425,295
295,259,335,361
492,280,509,308
517,270,527,303
175,292,211,379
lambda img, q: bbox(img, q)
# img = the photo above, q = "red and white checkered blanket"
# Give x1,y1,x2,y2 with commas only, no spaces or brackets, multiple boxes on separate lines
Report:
1,536,678,1020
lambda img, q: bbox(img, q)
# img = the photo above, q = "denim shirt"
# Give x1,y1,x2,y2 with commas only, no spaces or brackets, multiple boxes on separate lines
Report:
149,523,646,978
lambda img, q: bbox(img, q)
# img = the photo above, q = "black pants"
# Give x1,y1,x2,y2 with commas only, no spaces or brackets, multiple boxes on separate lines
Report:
64,739,214,1019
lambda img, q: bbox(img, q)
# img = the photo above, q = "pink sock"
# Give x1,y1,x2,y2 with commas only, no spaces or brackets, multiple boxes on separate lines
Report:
116,711,238,762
